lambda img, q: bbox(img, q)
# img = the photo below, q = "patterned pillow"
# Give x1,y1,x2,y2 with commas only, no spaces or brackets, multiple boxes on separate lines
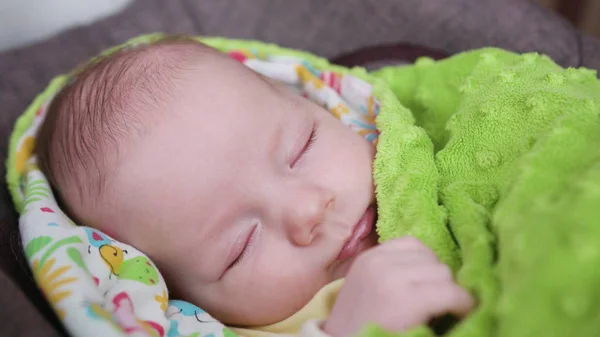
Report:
7,33,385,337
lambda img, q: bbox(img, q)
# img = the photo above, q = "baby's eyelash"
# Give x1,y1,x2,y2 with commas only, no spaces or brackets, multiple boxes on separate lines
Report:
229,246,247,268
291,123,319,168
305,124,319,153
229,224,258,269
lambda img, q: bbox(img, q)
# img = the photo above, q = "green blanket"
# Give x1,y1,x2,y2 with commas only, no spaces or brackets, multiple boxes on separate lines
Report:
9,33,600,337
368,48,600,337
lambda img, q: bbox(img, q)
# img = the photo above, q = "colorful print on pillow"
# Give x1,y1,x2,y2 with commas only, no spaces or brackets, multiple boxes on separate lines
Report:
10,37,380,337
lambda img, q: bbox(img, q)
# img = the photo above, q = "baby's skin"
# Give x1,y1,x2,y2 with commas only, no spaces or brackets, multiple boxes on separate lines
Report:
38,42,473,336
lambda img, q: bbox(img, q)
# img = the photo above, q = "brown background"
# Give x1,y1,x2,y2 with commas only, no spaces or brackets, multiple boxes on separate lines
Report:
539,0,600,37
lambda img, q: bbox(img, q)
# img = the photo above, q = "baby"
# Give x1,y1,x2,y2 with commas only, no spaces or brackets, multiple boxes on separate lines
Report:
35,39,473,337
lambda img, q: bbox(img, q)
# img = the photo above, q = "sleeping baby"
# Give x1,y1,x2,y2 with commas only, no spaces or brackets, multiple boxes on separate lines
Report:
29,33,600,337
34,38,473,337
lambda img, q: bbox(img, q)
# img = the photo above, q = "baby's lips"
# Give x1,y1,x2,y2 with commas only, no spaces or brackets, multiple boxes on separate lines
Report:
336,206,375,261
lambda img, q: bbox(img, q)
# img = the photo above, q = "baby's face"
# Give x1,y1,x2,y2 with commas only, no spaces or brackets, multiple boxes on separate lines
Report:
104,52,377,326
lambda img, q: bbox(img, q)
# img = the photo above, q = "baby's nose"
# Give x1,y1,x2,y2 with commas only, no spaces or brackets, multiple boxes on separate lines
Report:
284,187,334,246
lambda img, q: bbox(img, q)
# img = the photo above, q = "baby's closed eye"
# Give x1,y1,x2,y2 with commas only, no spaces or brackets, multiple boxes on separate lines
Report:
223,223,259,275
291,121,319,168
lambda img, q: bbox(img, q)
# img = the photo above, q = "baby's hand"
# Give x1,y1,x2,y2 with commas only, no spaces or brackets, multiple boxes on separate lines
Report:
323,237,474,337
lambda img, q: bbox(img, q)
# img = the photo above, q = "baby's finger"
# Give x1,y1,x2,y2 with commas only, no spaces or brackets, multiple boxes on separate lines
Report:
379,236,437,258
418,283,475,318
395,263,454,284
380,251,441,269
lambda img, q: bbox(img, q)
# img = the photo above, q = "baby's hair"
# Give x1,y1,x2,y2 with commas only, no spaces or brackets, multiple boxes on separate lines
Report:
35,36,214,222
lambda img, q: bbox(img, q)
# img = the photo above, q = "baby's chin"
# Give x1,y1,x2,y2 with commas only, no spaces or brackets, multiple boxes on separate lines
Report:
330,229,379,280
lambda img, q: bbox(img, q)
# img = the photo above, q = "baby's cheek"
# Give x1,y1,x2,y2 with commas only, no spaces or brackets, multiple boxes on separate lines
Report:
332,259,353,280
226,263,329,325
254,263,327,305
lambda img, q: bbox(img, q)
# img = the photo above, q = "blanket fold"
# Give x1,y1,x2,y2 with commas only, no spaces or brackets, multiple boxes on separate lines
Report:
371,48,600,337
8,34,600,337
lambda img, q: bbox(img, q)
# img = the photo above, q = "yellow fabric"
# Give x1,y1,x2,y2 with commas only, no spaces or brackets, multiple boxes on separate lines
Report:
231,280,344,337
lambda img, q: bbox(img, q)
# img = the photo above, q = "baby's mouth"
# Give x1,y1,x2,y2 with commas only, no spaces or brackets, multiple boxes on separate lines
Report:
336,205,376,261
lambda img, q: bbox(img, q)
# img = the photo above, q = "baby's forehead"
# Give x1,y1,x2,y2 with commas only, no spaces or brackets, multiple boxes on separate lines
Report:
85,41,231,126
37,41,221,203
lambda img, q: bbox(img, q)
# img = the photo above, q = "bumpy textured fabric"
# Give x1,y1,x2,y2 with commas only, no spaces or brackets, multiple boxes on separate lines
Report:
5,34,384,337
7,34,600,337
370,49,600,337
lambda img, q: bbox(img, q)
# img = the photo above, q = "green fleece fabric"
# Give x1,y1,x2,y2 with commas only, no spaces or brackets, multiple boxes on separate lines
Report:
367,48,600,337
8,33,600,337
